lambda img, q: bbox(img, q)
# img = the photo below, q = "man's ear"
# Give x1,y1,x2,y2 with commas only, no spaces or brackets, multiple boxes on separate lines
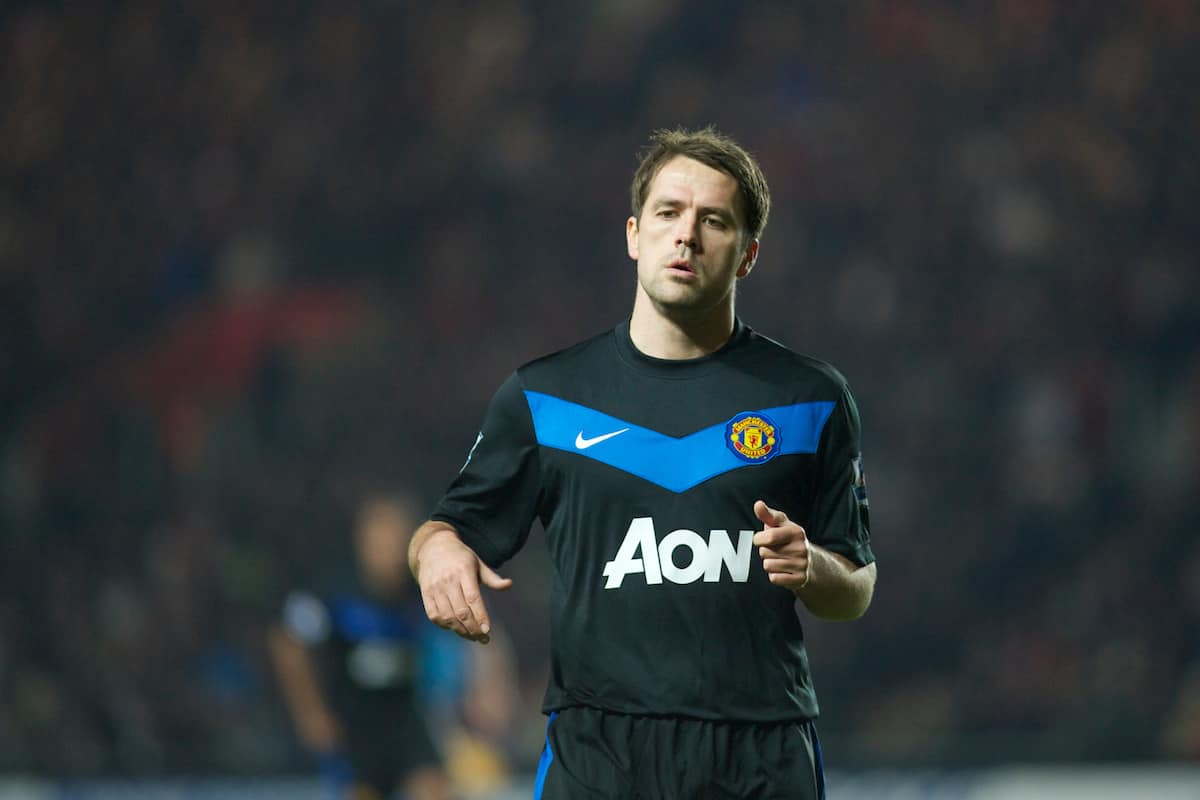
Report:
626,216,639,260
736,239,760,278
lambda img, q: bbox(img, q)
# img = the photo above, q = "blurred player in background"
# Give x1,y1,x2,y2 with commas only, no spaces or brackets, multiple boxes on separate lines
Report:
269,495,454,800
409,127,877,799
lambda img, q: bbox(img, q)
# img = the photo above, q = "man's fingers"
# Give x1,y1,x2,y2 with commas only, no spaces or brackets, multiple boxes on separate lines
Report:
417,548,509,644
762,559,810,588
754,528,807,549
758,541,806,557
754,500,787,528
429,590,471,638
466,564,512,643
759,545,781,561
421,577,484,641
479,562,514,592
419,584,447,629
761,556,806,573
463,587,494,639
753,529,785,548
445,582,487,640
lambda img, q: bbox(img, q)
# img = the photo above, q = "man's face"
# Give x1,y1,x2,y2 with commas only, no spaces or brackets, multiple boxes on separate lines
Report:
627,155,758,318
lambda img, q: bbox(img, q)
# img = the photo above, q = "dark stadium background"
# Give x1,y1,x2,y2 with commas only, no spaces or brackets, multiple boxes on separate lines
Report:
2,0,1198,794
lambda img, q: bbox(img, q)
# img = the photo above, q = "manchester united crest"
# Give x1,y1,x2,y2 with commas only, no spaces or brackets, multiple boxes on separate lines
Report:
725,411,780,463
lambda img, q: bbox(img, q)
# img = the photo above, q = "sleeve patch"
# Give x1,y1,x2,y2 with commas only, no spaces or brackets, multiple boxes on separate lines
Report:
851,453,869,508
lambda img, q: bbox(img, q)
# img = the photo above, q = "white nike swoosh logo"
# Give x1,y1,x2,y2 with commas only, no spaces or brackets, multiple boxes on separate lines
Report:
575,428,630,449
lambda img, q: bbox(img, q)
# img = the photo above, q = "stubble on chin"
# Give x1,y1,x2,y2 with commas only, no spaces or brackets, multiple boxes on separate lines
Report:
640,275,734,322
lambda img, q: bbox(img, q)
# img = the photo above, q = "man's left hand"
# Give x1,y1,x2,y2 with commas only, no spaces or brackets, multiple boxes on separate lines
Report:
752,500,810,592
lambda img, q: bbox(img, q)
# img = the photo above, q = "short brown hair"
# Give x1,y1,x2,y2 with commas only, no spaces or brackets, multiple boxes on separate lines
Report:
630,126,771,242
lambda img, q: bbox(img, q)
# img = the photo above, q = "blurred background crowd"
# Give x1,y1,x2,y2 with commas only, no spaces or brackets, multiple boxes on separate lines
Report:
2,0,1198,784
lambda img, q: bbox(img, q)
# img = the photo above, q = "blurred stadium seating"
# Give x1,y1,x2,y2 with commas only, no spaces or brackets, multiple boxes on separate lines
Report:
1,0,1197,793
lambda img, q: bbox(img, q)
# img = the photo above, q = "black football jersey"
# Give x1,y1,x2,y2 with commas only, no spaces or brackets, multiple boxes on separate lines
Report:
432,319,873,721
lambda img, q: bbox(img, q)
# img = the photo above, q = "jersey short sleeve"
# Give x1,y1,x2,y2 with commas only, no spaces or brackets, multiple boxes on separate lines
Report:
431,372,541,567
807,383,874,567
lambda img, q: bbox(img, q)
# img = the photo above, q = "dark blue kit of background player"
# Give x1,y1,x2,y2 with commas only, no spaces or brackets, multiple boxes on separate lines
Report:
280,574,443,795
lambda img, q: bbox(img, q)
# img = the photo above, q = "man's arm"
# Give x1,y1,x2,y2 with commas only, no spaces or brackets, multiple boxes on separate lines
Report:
753,500,876,620
409,519,512,645
266,626,343,751
795,543,876,620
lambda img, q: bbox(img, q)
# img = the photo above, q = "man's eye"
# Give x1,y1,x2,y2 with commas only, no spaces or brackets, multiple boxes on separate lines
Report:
657,210,677,218
704,217,726,229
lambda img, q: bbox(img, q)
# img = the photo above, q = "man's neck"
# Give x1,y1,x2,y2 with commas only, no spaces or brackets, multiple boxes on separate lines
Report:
628,295,736,360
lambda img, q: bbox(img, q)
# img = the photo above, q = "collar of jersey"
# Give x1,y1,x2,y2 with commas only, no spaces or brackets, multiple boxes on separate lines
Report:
612,318,751,379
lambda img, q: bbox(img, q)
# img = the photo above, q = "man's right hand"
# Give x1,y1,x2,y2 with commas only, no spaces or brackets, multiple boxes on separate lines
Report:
411,523,512,644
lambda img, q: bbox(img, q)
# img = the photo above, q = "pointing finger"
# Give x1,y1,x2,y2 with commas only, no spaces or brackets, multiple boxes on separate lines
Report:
754,500,787,528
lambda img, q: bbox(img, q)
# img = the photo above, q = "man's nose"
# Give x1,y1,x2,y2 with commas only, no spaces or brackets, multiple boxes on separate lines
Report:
675,215,698,249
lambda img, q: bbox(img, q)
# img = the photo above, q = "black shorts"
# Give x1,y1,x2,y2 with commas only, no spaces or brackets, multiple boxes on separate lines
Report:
533,706,825,800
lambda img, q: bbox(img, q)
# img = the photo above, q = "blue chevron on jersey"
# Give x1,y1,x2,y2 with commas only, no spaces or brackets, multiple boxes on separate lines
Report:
523,390,836,493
